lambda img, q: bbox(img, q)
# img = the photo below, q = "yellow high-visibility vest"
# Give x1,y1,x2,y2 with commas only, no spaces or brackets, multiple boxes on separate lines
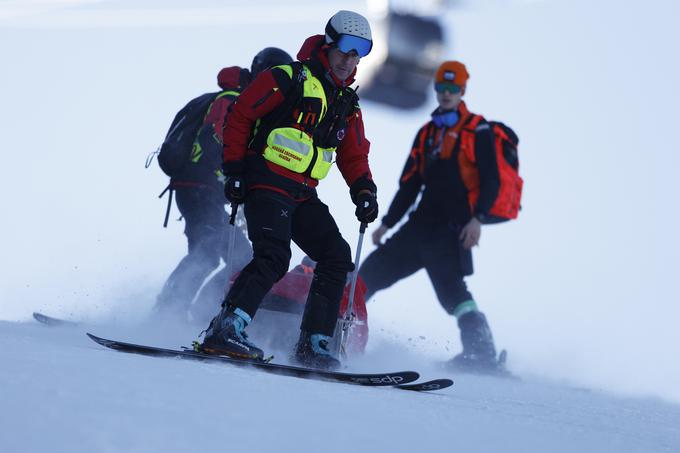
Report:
261,65,336,180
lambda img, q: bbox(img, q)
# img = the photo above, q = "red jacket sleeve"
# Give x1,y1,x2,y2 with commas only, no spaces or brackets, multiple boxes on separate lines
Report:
222,69,286,168
335,108,375,196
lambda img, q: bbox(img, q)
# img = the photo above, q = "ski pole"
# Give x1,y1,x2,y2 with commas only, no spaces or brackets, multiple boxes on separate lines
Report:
340,221,367,356
224,203,238,289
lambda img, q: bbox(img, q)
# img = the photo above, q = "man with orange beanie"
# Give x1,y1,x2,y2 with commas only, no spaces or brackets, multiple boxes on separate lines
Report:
359,60,505,373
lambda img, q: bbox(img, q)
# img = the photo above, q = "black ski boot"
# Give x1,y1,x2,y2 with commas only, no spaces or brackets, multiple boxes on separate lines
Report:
448,311,500,373
200,305,264,360
292,331,341,371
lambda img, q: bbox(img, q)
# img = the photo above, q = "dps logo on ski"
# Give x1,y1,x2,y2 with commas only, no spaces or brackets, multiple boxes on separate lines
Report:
350,375,405,385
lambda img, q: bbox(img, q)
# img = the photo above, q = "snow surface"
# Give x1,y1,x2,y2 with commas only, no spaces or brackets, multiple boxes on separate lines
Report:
2,0,680,452
2,319,680,453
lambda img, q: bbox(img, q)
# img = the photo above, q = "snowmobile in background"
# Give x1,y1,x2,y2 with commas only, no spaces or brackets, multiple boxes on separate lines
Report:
358,3,445,109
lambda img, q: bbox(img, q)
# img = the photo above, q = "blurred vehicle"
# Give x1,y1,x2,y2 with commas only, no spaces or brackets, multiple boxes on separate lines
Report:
359,5,445,109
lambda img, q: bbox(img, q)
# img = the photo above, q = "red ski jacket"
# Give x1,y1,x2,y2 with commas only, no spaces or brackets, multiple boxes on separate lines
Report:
222,35,375,200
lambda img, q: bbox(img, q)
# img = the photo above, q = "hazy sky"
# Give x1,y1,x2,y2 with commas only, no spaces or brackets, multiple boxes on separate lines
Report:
1,0,679,403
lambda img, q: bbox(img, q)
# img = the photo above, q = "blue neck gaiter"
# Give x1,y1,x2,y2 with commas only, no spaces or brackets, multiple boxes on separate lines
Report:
432,109,459,128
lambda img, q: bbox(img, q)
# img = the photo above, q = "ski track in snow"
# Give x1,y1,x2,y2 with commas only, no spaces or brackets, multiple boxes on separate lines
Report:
1,320,679,453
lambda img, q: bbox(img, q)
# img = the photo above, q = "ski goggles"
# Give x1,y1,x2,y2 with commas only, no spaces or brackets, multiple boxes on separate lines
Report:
335,34,373,58
434,82,463,94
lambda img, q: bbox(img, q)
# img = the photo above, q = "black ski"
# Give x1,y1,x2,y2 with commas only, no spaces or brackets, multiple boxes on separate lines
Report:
395,378,454,392
33,312,79,327
86,333,420,388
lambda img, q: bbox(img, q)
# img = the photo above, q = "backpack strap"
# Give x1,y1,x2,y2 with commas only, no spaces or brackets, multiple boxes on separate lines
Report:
314,84,359,149
268,61,306,120
401,123,431,181
423,122,436,147
158,183,174,228
248,62,305,152
459,113,485,134
457,114,486,163
434,113,478,160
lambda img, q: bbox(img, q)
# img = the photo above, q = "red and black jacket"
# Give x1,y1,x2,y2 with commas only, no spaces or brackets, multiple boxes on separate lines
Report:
382,101,500,228
222,35,376,201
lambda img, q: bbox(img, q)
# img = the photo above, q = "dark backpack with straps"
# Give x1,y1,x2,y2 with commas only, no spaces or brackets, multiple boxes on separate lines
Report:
156,92,220,227
158,92,219,178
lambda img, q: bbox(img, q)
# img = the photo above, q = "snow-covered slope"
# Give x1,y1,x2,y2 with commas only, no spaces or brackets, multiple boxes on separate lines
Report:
2,319,679,453
2,0,680,451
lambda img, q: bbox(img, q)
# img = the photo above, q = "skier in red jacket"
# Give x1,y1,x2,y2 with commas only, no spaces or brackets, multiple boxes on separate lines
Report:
198,11,379,370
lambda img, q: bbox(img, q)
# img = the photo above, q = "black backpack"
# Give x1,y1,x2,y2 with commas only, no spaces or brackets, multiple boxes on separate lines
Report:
158,92,219,177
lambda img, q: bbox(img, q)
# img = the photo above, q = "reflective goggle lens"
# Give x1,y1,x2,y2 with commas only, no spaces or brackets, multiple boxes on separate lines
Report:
435,83,462,94
336,34,372,57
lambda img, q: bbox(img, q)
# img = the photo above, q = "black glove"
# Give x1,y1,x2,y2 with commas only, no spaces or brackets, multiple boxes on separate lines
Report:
354,192,378,223
224,175,246,204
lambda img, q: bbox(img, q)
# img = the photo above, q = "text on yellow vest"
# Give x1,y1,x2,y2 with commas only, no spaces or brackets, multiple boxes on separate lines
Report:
262,64,336,180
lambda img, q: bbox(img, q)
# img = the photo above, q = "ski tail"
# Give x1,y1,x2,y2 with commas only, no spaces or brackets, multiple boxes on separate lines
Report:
33,312,79,327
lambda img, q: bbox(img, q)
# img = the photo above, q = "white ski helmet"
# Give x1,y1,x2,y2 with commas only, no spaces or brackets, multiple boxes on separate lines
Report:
324,10,373,57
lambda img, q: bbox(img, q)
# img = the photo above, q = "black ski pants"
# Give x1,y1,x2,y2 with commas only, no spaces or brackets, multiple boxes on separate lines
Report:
156,187,251,314
359,220,474,315
225,189,353,336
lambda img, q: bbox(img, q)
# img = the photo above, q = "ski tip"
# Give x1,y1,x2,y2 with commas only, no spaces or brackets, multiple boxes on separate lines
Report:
404,371,420,383
428,378,454,389
397,378,454,392
498,349,508,366
493,349,520,380
86,332,109,347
